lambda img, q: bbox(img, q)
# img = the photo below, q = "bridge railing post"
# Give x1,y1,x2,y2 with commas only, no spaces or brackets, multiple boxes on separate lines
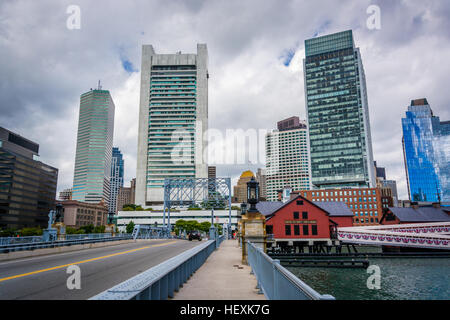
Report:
272,259,280,300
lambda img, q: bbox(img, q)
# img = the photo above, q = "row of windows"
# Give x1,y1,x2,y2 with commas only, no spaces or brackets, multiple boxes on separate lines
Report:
354,217,378,224
285,224,318,236
293,211,308,219
307,190,376,197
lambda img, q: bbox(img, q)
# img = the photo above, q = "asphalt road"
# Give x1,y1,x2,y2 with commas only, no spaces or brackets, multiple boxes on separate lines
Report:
0,239,203,300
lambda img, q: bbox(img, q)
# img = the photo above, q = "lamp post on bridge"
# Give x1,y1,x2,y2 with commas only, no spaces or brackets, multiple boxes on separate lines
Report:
240,177,267,264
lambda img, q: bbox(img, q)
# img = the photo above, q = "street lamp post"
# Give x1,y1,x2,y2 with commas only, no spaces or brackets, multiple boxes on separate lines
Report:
240,176,266,264
247,177,259,212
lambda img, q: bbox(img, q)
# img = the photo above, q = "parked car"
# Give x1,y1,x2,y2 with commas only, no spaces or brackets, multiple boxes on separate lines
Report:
188,230,202,241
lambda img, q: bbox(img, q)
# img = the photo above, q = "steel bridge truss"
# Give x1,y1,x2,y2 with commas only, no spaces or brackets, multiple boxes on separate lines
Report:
163,178,232,238
132,225,169,240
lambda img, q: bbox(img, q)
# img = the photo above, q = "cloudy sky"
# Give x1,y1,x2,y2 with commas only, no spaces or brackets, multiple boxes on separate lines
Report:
1,0,449,200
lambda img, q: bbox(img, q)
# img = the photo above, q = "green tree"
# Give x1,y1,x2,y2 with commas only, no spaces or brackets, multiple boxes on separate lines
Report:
126,221,135,234
66,227,78,234
199,221,211,233
93,225,106,233
18,227,43,236
80,224,94,234
187,204,201,211
0,228,17,237
122,204,145,211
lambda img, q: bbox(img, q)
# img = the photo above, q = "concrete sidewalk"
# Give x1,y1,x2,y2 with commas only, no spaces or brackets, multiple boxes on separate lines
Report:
172,239,265,300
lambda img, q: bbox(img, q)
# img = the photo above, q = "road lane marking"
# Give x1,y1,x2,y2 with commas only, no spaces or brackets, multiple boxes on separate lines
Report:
0,239,170,266
0,240,177,283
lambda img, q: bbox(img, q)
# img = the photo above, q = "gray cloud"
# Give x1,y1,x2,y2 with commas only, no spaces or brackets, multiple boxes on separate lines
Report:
0,0,449,200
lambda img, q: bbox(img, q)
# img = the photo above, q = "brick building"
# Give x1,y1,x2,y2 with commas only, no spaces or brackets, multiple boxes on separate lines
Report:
116,187,132,213
58,200,108,228
298,187,387,226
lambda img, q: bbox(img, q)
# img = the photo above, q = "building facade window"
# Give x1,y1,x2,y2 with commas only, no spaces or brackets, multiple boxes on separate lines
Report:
285,225,291,236
303,225,309,235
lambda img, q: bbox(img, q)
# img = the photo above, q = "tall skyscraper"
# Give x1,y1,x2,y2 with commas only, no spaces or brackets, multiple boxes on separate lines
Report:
256,168,267,201
303,30,375,189
208,166,217,194
108,147,124,214
136,44,209,206
72,88,115,204
208,166,216,180
265,117,311,201
233,170,255,203
402,99,450,202
0,127,58,229
130,178,136,205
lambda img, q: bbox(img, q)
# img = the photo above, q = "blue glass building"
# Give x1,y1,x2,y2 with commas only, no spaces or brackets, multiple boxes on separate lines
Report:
402,99,450,202
109,147,124,214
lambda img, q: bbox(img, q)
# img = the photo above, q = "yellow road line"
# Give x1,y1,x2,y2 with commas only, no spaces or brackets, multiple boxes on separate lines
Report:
0,240,177,283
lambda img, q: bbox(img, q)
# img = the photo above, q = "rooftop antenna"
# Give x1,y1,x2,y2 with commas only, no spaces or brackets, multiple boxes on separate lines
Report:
98,80,102,90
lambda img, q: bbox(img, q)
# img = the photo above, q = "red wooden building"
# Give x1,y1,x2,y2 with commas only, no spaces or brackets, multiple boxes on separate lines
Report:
256,195,353,245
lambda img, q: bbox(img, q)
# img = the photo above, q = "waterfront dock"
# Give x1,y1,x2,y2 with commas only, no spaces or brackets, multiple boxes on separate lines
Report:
172,239,265,300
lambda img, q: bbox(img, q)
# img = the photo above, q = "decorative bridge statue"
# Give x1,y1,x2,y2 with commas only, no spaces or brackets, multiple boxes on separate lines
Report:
42,204,64,242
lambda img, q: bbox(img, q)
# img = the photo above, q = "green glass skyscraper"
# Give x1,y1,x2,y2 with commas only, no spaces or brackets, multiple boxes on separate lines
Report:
303,30,375,189
72,88,115,204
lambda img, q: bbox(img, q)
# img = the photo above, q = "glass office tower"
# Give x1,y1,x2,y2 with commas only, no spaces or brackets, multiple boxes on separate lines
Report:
303,30,375,189
136,44,208,206
72,89,115,204
0,127,58,229
108,147,124,214
402,99,450,202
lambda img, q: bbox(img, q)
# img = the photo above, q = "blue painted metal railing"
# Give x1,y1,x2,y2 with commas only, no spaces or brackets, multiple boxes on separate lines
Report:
90,236,225,300
0,233,117,246
0,236,43,246
65,233,113,241
0,234,133,254
247,241,335,300
216,234,225,248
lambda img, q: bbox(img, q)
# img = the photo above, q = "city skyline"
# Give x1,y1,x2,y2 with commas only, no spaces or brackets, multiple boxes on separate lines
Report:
1,1,450,201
